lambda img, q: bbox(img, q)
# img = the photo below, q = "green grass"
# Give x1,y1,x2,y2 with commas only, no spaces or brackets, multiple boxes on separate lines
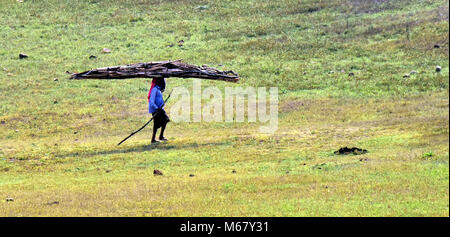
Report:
0,0,448,216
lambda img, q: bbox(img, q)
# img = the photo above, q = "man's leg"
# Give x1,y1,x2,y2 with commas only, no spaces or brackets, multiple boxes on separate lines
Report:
159,123,167,141
151,125,159,143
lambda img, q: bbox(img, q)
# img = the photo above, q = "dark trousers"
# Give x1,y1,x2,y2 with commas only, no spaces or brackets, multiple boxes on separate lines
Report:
152,109,170,129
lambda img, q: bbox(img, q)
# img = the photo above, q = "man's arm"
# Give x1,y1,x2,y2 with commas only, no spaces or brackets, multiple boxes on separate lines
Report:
149,88,159,112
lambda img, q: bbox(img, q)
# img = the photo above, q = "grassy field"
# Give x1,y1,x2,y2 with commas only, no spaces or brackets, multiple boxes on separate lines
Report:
0,0,448,216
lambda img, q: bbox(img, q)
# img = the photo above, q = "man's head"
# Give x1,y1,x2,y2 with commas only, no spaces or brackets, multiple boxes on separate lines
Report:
155,78,166,92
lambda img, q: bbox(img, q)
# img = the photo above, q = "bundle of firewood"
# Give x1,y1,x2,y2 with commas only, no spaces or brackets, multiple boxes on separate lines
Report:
69,59,239,82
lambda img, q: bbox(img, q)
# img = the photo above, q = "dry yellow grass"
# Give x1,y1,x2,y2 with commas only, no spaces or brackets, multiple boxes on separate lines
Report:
1,93,448,216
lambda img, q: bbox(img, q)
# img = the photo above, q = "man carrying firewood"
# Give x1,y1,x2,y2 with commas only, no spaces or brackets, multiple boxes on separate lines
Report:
70,60,239,146
148,77,170,143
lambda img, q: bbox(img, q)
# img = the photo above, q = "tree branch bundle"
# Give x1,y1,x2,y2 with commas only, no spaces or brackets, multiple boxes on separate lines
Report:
69,59,239,82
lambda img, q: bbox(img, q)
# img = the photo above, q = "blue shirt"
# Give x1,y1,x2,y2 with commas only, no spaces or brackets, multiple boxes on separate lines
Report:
148,85,164,114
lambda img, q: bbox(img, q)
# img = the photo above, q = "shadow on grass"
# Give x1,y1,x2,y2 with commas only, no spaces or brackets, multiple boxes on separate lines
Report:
54,141,230,159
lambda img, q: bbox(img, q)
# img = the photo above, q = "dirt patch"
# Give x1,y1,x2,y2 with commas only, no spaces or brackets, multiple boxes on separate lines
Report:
280,99,312,113
334,147,368,155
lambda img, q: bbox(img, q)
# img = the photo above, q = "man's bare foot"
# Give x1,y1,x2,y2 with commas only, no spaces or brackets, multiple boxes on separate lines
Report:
159,137,168,142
